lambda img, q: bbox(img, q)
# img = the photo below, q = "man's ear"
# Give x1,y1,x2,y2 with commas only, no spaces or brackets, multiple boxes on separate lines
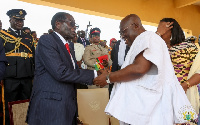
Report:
55,21,61,30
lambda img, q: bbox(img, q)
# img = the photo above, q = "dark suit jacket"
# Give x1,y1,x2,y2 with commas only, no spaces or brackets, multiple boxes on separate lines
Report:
111,40,120,72
0,41,7,80
27,32,94,125
77,37,90,47
109,40,129,96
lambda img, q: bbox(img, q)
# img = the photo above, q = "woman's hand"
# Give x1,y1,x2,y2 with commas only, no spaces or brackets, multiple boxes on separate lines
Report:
156,22,174,36
181,82,188,93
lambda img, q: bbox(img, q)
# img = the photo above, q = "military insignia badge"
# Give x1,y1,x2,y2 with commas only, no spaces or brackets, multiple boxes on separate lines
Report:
19,11,23,15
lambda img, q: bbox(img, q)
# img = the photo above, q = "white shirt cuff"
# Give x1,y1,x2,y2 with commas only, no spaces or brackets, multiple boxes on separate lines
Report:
94,70,98,78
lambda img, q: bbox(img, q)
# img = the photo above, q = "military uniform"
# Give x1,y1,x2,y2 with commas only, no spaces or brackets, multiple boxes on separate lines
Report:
83,27,112,71
0,9,34,125
83,44,112,70
0,28,34,77
83,28,112,89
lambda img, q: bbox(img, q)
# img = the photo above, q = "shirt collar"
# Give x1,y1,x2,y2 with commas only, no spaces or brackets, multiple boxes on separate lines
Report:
10,27,21,34
54,32,69,45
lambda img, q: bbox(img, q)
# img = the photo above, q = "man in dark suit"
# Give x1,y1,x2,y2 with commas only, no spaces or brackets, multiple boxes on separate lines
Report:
0,40,7,124
109,40,129,95
26,12,96,125
77,30,90,47
0,41,7,80
0,9,34,125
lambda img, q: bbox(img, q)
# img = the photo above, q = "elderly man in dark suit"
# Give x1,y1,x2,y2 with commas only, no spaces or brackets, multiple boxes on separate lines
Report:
0,28,7,81
0,41,7,80
26,12,96,125
109,40,130,95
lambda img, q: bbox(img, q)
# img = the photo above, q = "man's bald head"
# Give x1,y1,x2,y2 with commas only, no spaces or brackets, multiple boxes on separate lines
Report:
120,14,145,47
121,14,142,27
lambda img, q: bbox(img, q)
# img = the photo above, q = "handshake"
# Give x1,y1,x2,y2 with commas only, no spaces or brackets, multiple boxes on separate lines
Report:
93,55,111,88
93,68,111,88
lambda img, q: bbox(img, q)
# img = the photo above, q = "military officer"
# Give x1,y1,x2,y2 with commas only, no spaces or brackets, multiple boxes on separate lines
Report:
83,27,112,70
83,28,112,89
0,9,34,125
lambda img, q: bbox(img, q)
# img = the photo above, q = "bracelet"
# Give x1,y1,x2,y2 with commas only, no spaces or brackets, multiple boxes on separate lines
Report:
155,31,161,36
186,81,191,88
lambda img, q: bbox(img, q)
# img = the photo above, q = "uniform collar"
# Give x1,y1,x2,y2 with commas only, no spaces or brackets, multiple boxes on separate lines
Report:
9,27,21,35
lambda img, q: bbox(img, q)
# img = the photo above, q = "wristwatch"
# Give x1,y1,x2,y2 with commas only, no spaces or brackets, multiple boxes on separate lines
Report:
106,73,110,84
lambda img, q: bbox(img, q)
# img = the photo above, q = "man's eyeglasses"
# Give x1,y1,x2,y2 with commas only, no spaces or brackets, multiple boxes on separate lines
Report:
61,20,77,28
119,23,137,36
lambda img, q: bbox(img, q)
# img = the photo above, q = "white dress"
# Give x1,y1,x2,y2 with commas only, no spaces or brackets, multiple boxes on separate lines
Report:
105,31,197,125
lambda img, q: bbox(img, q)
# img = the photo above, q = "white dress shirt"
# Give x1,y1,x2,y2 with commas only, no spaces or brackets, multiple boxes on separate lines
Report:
54,32,97,78
55,32,75,69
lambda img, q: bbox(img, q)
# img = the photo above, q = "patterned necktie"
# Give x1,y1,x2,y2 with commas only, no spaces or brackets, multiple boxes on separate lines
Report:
65,43,71,54
82,38,86,47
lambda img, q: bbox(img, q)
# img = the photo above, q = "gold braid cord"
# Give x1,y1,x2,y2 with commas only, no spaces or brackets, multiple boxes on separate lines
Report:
0,30,32,55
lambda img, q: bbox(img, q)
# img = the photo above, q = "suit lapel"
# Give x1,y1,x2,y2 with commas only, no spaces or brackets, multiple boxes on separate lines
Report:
68,41,79,69
51,33,78,69
51,33,73,63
